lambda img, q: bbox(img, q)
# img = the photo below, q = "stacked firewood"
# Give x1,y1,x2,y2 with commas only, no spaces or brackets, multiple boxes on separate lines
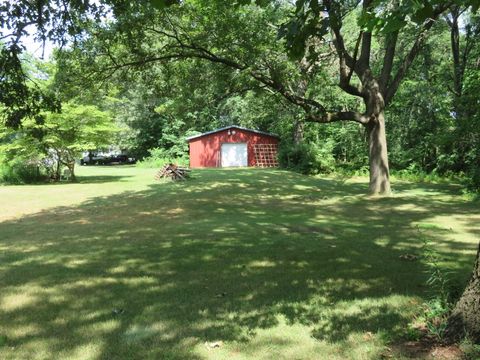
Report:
155,164,190,181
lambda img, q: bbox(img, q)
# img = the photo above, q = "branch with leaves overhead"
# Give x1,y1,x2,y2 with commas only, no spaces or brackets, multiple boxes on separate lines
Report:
92,15,373,125
87,0,463,128
324,0,455,107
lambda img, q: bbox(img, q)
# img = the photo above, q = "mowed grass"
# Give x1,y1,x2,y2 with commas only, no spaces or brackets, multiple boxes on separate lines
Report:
0,166,478,360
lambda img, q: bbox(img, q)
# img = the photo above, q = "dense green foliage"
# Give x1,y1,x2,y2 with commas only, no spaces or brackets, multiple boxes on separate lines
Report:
0,102,115,183
278,140,336,175
1,0,479,191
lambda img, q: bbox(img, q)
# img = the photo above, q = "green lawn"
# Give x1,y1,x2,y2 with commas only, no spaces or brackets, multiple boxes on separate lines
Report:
0,166,478,359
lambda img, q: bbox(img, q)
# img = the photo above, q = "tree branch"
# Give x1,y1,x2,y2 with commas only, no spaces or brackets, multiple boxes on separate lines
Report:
324,1,366,98
358,0,373,70
98,11,377,126
359,31,372,71
97,44,327,116
379,30,399,94
306,110,369,125
324,0,356,69
384,2,453,104
331,27,365,97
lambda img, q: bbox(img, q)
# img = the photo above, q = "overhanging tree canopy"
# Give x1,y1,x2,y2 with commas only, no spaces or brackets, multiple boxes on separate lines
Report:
2,0,479,194
59,0,476,194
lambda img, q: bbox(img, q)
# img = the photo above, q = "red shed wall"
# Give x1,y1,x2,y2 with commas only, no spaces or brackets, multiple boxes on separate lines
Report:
189,128,278,168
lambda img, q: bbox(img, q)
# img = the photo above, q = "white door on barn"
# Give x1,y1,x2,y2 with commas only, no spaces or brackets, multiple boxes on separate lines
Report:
221,143,248,167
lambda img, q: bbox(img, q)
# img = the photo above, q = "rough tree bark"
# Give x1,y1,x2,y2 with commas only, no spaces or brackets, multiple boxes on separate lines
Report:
366,111,391,194
54,154,62,181
445,242,480,343
293,120,305,144
325,1,395,195
363,70,391,194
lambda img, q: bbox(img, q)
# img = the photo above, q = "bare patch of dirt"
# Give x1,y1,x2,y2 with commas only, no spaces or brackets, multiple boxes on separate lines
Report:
388,339,464,359
429,346,464,359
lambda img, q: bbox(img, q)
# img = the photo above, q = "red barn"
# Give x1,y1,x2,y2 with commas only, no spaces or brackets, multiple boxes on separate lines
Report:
187,126,279,168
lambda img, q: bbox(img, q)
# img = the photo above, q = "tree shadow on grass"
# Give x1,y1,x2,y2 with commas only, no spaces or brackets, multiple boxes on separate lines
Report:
0,169,478,359
75,175,134,184
2,175,134,186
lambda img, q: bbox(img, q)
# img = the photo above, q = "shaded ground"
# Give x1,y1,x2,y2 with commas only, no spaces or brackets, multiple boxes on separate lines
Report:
0,167,478,359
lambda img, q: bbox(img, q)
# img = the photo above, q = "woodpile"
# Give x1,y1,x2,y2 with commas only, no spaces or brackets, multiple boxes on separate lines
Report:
155,164,190,181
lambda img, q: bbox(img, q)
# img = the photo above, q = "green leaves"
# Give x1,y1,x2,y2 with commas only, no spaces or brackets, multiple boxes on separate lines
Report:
149,0,180,10
233,0,272,7
278,1,329,60
458,0,480,12
0,44,60,128
358,0,479,35
411,2,434,24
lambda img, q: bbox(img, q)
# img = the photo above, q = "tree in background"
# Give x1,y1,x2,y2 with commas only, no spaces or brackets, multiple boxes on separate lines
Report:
444,9,480,190
0,115,47,183
0,46,116,183
1,101,115,182
42,102,116,181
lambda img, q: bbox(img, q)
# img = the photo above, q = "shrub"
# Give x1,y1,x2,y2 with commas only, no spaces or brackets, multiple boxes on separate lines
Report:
466,164,480,192
414,228,455,341
278,141,335,175
390,163,464,184
0,160,46,184
136,147,189,168
460,338,480,360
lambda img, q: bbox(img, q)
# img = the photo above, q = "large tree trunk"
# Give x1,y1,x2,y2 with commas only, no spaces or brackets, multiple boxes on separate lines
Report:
445,242,480,344
55,157,61,181
366,108,391,195
68,162,76,182
293,120,304,144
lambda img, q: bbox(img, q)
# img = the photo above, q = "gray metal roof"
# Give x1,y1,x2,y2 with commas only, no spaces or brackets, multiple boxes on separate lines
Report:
186,125,279,141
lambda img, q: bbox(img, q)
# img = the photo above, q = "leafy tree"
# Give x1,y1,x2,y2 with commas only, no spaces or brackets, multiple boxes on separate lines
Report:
254,0,478,194
0,0,107,127
0,117,47,183
1,101,115,181
42,102,116,180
